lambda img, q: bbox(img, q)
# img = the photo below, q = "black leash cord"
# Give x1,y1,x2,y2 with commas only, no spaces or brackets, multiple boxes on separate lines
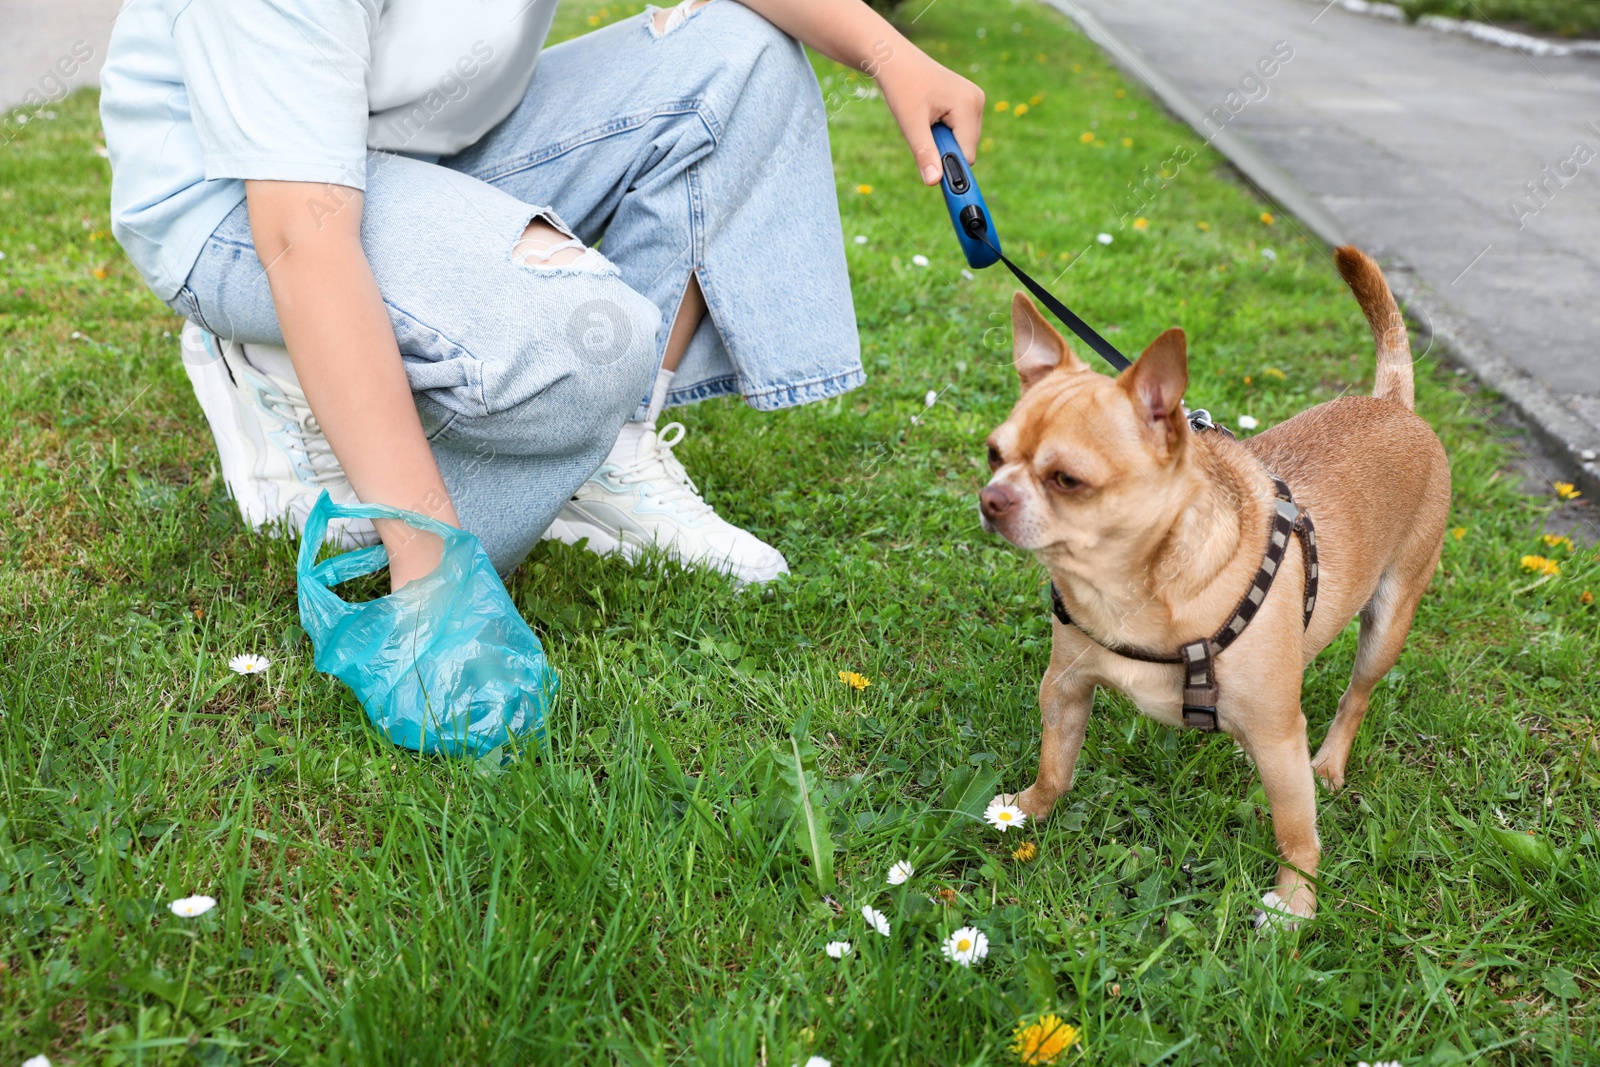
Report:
969,221,1132,373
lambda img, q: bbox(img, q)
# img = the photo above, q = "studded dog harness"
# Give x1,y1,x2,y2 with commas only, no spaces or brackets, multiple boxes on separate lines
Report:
1047,415,1319,732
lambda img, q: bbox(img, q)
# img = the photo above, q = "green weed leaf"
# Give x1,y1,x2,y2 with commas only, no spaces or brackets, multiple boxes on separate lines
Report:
773,720,835,891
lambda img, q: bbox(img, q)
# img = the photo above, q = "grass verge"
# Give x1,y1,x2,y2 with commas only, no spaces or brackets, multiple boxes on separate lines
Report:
1400,0,1600,39
3,0,1598,1063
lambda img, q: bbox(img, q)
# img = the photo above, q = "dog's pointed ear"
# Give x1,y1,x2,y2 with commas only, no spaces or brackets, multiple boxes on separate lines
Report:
1012,292,1087,389
1118,328,1189,452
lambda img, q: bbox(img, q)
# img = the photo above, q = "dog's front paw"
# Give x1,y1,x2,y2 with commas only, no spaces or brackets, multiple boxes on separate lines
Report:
998,788,1055,823
1252,889,1315,932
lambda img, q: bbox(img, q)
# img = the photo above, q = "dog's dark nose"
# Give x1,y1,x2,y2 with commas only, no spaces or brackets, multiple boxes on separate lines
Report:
979,483,1018,520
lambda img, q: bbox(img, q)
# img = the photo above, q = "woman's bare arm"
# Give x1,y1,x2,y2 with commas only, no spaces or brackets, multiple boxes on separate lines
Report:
245,179,459,588
734,0,984,183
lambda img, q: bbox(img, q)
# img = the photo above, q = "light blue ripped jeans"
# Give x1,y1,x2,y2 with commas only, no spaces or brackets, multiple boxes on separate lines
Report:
170,1,862,572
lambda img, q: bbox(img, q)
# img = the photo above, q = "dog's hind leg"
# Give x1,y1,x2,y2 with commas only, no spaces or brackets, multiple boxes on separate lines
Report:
1311,570,1427,790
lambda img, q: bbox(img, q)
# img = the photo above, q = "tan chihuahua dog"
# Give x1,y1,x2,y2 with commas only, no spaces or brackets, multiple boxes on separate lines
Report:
979,247,1449,925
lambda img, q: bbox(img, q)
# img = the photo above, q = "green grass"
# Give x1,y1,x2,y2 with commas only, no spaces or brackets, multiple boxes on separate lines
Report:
1399,0,1600,39
4,0,1599,1063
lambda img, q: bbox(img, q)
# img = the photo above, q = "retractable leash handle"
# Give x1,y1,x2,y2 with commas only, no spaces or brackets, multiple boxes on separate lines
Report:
933,122,1001,269
932,122,1133,373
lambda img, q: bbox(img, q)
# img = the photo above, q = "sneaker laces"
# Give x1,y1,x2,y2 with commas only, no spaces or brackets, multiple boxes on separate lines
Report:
258,382,349,488
611,422,715,521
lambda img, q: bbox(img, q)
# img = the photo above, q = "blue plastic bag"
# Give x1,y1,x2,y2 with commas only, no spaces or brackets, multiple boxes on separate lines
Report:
296,491,556,757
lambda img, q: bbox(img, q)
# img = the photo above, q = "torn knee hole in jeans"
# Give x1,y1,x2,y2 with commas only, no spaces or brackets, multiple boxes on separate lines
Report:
511,212,614,275
650,0,712,37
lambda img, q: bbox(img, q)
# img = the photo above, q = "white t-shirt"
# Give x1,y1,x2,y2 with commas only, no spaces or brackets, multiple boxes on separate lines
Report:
366,0,555,154
101,0,558,299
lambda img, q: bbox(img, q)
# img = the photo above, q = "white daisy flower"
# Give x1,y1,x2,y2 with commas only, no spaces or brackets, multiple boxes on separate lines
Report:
799,1058,831,1067
861,904,890,937
1237,415,1259,430
1261,248,1277,261
923,391,937,409
854,234,868,244
983,801,1026,832
169,894,216,918
887,860,915,885
824,940,852,959
941,926,990,966
911,254,930,267
1097,232,1114,245
229,653,270,675
23,1056,52,1067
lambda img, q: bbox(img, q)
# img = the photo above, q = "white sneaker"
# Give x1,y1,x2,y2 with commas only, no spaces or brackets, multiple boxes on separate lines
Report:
545,420,790,584
180,323,376,548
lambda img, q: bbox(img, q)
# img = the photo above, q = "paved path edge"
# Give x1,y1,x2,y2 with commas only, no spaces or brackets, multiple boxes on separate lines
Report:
1044,0,1600,500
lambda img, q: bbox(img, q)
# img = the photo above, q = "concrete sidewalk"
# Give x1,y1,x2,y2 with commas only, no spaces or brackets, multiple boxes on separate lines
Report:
1051,0,1600,493
1,0,121,112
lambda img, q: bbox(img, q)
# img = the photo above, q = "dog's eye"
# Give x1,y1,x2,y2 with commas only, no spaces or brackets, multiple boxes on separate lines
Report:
986,444,1003,470
1049,470,1082,492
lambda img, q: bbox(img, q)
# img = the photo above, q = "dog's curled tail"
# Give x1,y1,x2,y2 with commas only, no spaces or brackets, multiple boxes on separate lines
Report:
1334,245,1413,409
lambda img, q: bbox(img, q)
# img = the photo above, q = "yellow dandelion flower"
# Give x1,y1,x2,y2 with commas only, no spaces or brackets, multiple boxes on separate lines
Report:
1012,841,1038,862
92,267,108,279
1030,94,1044,105
1520,555,1560,577
1581,590,1594,606
856,184,873,195
1555,481,1581,500
838,670,871,690
1078,131,1094,143
1260,212,1275,225
1120,137,1133,147
1132,217,1149,231
1014,103,1029,116
586,13,600,24
1451,527,1467,540
1197,221,1211,231
996,100,1011,112
1115,89,1126,99
1262,367,1286,380
1542,534,1573,550
1010,1014,1080,1066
